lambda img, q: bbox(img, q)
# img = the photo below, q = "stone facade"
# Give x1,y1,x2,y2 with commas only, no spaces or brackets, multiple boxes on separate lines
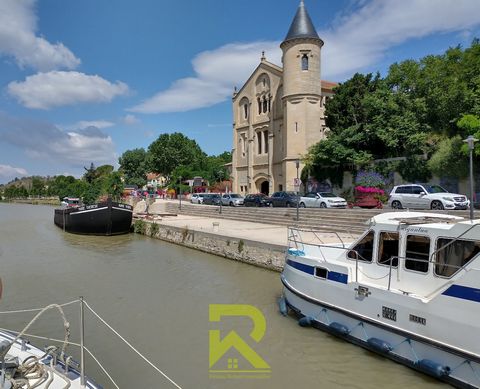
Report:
231,1,336,195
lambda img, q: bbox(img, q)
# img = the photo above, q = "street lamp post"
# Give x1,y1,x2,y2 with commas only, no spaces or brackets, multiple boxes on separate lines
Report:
464,135,478,220
295,159,300,222
179,176,182,210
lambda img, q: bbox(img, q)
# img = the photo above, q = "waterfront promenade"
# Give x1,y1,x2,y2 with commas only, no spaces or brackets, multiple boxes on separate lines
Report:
133,199,360,271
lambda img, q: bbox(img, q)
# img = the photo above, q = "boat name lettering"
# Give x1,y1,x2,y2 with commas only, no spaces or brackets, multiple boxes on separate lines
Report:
86,204,98,210
382,306,397,321
409,314,426,325
402,227,428,234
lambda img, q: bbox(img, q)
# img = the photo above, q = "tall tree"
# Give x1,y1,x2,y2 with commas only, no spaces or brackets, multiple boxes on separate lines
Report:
147,133,206,178
118,148,148,187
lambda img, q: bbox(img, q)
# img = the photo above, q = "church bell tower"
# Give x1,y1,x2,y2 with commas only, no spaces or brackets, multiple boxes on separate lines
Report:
280,0,324,190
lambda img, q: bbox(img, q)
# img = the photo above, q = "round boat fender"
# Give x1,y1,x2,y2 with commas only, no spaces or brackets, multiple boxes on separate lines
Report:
298,316,313,327
416,359,451,377
367,337,392,353
278,296,288,316
329,322,350,336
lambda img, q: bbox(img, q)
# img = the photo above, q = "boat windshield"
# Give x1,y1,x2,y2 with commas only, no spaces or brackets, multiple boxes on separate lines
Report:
424,185,448,194
319,192,336,198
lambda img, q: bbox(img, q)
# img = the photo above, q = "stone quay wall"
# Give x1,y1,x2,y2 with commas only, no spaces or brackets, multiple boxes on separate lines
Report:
133,219,285,272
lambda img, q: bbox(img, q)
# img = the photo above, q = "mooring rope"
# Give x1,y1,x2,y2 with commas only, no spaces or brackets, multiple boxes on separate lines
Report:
0,299,80,315
9,304,70,359
83,300,183,389
83,346,120,389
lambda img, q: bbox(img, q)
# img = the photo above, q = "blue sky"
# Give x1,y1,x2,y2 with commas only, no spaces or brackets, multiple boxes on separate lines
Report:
1,0,480,184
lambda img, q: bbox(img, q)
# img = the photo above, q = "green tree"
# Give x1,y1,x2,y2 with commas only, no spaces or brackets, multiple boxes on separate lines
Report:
30,177,46,197
83,163,97,184
104,171,124,200
147,133,206,178
118,148,148,187
428,136,469,178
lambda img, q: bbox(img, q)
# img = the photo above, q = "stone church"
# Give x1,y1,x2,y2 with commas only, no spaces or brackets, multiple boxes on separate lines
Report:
230,0,336,195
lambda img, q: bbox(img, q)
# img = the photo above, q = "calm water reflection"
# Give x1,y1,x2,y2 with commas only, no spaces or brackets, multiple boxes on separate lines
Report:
0,203,445,388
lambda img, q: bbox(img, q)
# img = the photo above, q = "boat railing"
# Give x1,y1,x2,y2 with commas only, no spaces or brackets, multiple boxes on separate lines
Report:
287,226,357,250
0,298,183,389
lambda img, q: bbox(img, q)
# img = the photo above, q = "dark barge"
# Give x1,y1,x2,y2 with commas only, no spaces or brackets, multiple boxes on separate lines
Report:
54,198,133,235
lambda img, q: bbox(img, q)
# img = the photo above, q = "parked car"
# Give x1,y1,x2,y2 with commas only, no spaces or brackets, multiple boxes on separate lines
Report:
191,193,207,204
243,193,272,207
389,184,469,210
203,193,222,205
221,193,244,206
269,191,300,207
299,192,348,208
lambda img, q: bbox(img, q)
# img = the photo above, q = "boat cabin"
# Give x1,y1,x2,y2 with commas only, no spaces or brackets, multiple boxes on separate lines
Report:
61,197,81,207
289,212,480,300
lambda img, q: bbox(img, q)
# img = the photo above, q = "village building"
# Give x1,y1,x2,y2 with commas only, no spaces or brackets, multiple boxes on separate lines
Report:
230,0,337,195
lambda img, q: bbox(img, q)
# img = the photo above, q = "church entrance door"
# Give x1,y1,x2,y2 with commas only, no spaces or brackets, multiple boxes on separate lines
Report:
260,181,269,195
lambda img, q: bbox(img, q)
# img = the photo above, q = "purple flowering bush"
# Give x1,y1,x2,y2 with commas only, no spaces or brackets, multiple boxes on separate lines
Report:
355,170,388,189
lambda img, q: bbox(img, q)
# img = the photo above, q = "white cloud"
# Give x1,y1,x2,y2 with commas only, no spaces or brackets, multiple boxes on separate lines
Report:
70,120,115,130
0,113,117,167
129,0,480,114
0,164,28,178
8,71,129,109
129,41,280,113
320,0,480,80
122,114,140,125
0,0,80,71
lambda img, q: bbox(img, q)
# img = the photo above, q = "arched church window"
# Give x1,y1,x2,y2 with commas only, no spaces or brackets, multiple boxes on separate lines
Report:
263,130,268,154
257,132,262,154
268,96,271,112
263,78,266,87
301,54,309,70
258,98,261,114
263,99,268,113
244,103,248,119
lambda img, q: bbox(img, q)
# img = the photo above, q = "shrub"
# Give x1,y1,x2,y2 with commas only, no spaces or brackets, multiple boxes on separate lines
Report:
355,170,388,189
134,219,146,234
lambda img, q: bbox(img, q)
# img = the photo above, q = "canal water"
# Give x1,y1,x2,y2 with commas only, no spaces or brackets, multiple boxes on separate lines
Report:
0,204,445,389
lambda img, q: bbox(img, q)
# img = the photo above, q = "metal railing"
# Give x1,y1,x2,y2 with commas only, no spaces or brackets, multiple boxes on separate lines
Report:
0,298,182,389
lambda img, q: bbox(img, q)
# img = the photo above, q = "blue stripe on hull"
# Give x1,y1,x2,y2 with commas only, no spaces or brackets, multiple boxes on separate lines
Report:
442,284,480,302
286,259,348,284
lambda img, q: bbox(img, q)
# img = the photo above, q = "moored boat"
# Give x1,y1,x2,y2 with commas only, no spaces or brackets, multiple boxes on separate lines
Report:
54,197,133,236
280,212,480,388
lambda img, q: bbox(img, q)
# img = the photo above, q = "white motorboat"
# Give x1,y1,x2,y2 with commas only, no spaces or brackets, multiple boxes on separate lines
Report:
280,212,480,388
0,279,182,389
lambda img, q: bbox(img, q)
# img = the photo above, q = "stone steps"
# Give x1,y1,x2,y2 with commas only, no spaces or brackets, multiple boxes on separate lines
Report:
159,202,473,234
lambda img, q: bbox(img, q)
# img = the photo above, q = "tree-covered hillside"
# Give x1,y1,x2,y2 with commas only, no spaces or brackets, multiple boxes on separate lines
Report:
306,39,480,186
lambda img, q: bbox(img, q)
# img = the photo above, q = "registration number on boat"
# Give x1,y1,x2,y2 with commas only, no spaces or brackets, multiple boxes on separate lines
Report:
382,306,397,321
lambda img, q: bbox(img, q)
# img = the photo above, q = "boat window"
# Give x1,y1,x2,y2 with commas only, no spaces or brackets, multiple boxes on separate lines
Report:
405,235,430,273
315,267,328,279
377,232,399,267
435,238,480,278
348,231,374,262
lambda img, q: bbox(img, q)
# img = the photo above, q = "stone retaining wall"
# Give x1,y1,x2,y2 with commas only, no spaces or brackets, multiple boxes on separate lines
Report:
134,219,285,272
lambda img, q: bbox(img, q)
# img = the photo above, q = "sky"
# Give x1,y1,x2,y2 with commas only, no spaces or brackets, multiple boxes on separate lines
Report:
1,0,480,184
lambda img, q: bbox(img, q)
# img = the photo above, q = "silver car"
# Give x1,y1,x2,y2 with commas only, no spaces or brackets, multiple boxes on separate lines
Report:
190,193,207,204
389,184,469,210
221,193,244,206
